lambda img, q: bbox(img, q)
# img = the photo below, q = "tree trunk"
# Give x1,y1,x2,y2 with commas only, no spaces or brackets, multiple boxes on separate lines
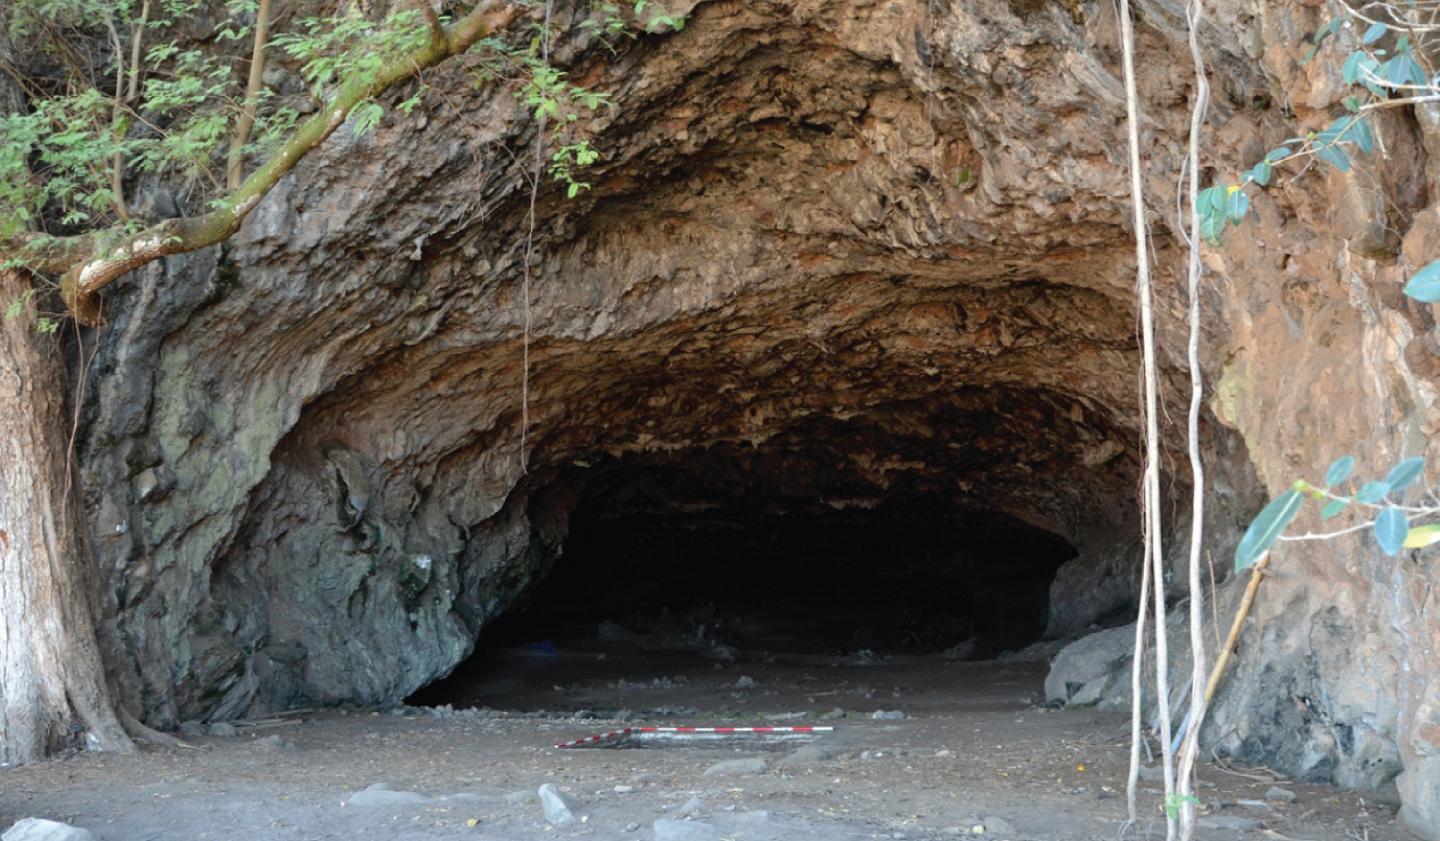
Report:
0,270,133,765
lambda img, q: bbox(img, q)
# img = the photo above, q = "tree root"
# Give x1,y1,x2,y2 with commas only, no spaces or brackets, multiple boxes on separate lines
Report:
117,706,182,748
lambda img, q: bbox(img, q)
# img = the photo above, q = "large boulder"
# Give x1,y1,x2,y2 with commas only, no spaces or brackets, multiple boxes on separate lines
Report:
1044,625,1136,709
2,819,95,841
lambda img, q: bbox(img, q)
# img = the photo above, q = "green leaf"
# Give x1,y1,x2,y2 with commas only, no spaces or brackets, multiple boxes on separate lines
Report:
1325,455,1356,486
1248,162,1273,187
1374,507,1410,555
1235,489,1304,572
1200,210,1227,246
1341,118,1375,154
1403,524,1440,549
1321,498,1350,520
1197,185,1225,214
1264,146,1292,164
1380,54,1426,89
1403,261,1440,302
1385,456,1425,492
1225,188,1249,223
1316,143,1351,171
1356,481,1391,503
1363,21,1388,44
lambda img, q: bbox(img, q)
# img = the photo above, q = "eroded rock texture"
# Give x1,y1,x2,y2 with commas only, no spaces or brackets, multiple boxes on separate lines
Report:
73,0,1440,835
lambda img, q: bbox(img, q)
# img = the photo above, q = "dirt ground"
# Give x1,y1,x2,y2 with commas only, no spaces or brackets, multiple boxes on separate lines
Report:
0,641,1420,841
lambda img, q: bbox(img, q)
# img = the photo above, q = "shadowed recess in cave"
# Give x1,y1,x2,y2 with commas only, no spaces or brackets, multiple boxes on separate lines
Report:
409,435,1080,709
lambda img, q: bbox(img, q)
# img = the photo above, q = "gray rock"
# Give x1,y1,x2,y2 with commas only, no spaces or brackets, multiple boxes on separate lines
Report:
253,734,292,750
538,783,579,826
177,720,204,738
871,709,906,720
703,758,767,777
506,789,537,804
734,675,756,688
206,722,238,738
780,744,841,767
348,783,430,807
679,795,703,816
1264,786,1297,803
1196,816,1263,831
2,819,96,841
980,816,1015,835
1043,625,1137,707
653,819,720,841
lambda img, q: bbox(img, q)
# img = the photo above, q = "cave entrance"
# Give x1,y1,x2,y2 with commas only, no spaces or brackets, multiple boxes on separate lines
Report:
410,432,1084,712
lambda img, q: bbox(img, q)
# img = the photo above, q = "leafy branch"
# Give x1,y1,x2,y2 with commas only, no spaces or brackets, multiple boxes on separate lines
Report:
2,0,526,320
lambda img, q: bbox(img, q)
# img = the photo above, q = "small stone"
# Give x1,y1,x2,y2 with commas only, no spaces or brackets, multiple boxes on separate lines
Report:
2,819,96,841
703,758,767,777
980,816,1015,834
206,722,238,737
506,789,537,804
871,710,905,720
652,819,720,841
626,822,640,832
734,676,755,689
254,734,291,750
779,744,840,767
614,784,635,793
1196,816,1263,831
1137,764,1165,783
679,795,703,815
1264,786,1297,803
348,783,430,807
820,707,846,720
538,783,579,826
178,720,204,738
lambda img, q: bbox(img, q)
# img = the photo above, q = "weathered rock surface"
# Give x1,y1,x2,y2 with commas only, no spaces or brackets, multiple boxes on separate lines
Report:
538,783,580,826
1043,625,1135,709
346,783,430,808
0,820,94,841
702,758,768,778
60,0,1440,836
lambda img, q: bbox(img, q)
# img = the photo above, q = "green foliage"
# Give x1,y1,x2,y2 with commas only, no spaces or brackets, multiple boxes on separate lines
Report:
1235,488,1303,571
3,288,39,321
1374,506,1409,556
1324,455,1356,486
1403,261,1440,302
1238,455,1440,566
1197,15,1432,247
1164,793,1200,822
1386,456,1426,492
272,9,432,103
551,141,600,198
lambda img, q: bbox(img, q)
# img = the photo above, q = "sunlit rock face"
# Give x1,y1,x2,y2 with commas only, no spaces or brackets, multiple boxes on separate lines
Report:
74,0,1440,835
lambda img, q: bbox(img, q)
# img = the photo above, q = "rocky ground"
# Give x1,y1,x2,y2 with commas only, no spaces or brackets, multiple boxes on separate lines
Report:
0,636,1419,841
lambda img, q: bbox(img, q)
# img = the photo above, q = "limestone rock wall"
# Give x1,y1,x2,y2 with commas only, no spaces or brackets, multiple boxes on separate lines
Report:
69,0,1440,836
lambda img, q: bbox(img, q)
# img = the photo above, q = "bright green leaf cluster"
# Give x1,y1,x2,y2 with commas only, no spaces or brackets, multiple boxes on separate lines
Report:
1236,455,1432,571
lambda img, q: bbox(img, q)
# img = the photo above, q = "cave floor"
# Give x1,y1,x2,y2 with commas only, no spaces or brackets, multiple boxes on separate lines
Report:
0,646,1416,841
